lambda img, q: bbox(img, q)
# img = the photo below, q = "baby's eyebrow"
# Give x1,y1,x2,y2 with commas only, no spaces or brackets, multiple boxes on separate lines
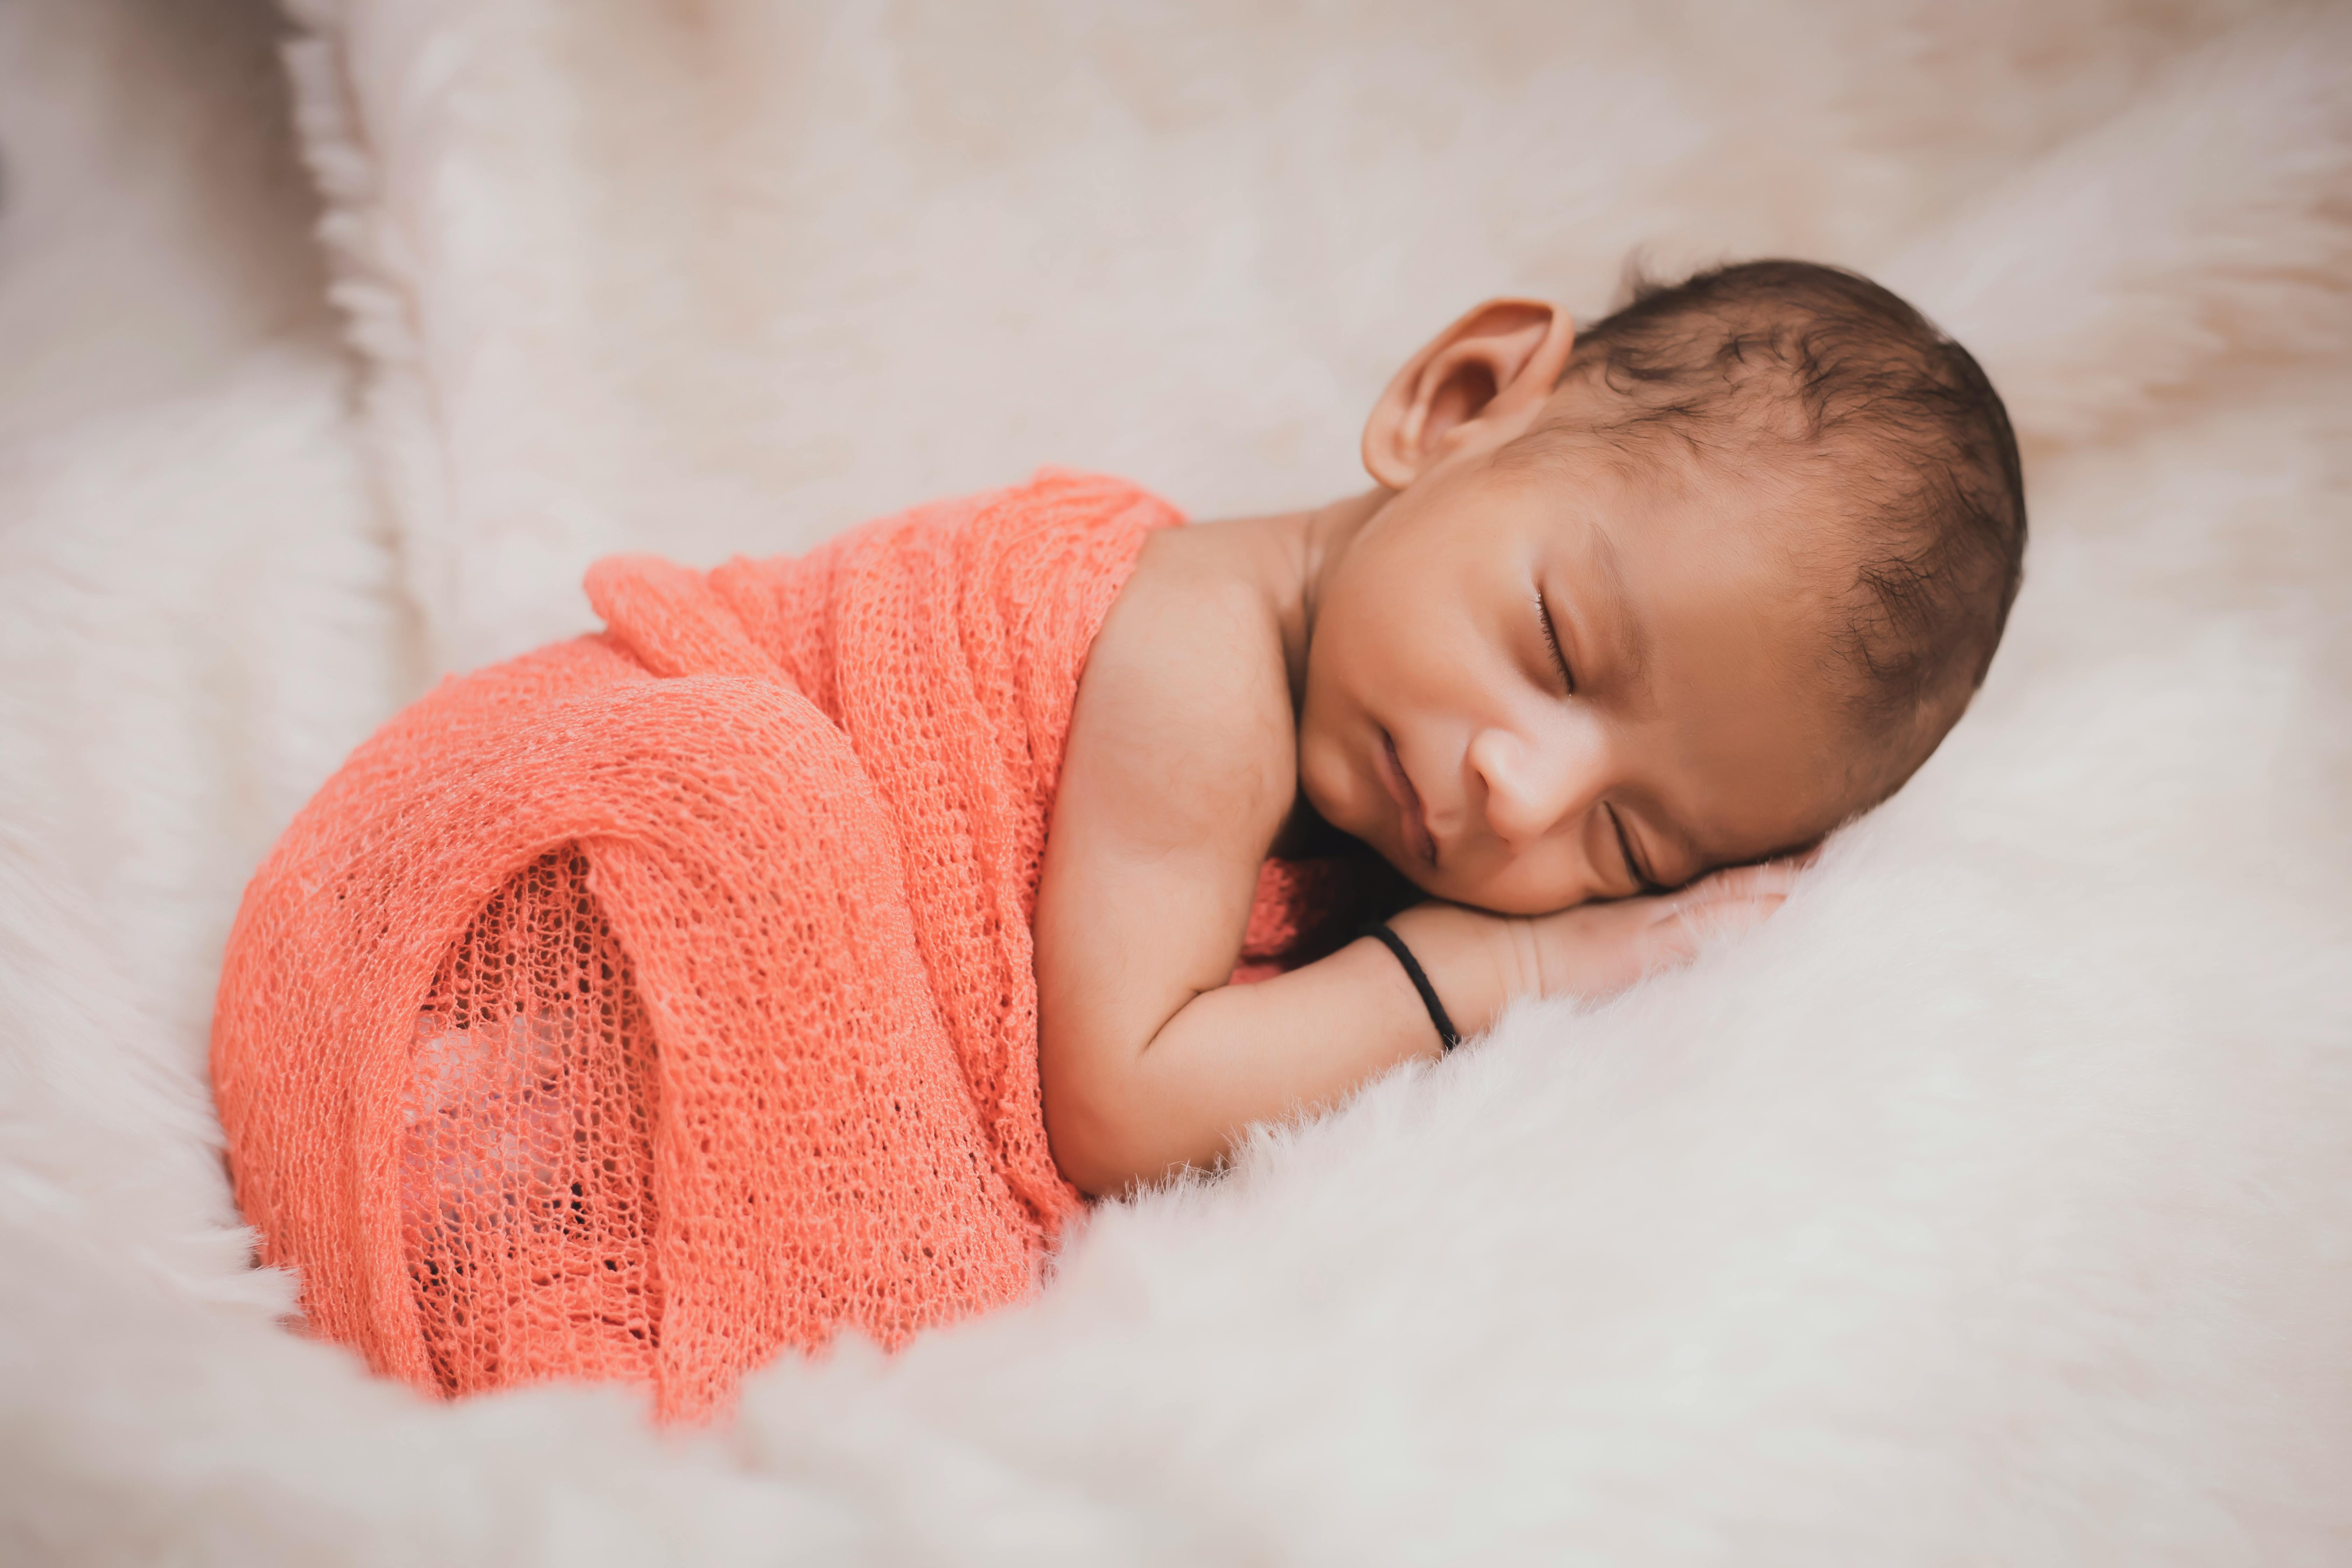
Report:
1586,523,1654,706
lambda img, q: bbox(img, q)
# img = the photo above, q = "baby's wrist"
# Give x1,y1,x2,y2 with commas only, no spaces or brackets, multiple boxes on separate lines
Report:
1382,902,1534,1035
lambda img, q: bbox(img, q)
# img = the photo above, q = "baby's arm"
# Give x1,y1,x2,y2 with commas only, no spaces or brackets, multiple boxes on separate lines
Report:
1035,533,1788,1196
1042,850,1788,1195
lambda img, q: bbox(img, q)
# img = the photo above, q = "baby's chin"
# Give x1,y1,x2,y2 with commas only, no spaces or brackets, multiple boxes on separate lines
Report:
1365,842,1441,896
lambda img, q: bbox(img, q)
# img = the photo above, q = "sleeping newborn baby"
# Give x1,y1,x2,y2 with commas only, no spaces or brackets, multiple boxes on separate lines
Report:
1036,259,2027,1194
214,257,2023,1417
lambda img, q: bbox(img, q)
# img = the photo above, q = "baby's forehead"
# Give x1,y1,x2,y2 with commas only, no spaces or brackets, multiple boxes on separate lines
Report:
1511,420,1872,593
1528,451,1877,706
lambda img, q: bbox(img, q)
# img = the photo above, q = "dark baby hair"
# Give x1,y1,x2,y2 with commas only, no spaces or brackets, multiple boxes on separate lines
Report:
1560,259,2027,794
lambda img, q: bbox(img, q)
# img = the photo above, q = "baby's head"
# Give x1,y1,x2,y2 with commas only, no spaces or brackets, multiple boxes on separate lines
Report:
1298,260,2026,913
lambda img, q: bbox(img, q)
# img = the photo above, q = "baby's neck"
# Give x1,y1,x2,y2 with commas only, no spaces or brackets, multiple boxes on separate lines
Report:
1190,489,1387,719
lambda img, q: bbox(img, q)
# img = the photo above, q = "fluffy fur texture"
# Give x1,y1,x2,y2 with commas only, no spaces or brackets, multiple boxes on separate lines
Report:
2,0,2347,1561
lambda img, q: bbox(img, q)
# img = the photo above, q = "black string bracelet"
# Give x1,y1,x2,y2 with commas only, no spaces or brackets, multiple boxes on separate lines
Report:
1367,923,1462,1053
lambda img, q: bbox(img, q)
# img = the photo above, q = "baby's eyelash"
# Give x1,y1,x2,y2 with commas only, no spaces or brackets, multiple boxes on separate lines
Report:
1607,804,1662,895
1536,592,1575,694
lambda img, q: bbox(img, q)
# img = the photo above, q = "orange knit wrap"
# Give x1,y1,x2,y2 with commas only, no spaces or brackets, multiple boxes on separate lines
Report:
212,470,1348,1421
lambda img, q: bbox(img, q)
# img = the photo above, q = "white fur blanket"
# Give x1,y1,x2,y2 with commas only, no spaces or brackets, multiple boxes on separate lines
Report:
2,1,2348,1561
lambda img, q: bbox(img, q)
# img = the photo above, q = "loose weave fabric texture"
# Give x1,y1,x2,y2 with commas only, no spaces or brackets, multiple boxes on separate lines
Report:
212,469,1365,1421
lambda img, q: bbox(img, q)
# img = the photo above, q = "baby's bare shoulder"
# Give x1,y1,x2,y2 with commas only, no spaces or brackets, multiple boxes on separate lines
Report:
1064,524,1299,854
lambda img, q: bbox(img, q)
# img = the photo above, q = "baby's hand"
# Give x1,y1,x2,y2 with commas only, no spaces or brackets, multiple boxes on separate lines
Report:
1518,859,1804,1003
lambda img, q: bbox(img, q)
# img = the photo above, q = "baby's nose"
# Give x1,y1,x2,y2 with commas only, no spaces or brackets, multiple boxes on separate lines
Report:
1470,723,1593,849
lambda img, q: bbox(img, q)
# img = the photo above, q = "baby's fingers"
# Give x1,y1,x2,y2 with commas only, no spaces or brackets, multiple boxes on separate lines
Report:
1646,855,1810,948
1668,859,1804,911
1663,888,1785,942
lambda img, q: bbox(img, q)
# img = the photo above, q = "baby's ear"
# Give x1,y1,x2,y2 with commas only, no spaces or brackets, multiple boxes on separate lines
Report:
1362,299,1575,489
